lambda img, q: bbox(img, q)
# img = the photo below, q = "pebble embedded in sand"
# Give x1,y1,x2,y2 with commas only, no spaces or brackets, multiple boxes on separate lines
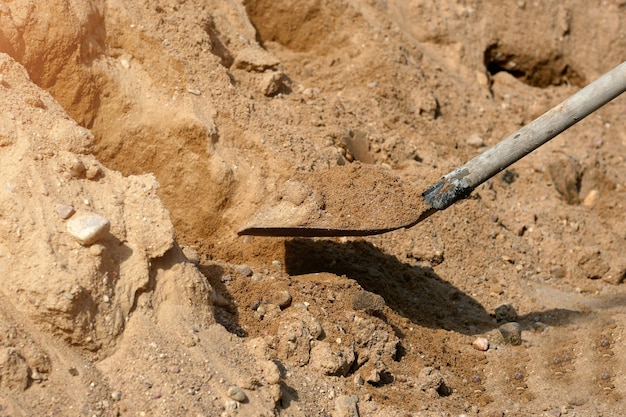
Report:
89,244,105,256
260,71,283,96
236,264,253,277
56,204,75,219
271,290,292,309
227,385,247,402
583,189,599,206
472,337,490,351
86,164,102,180
498,322,522,345
334,395,359,417
466,134,485,148
69,158,85,178
66,213,111,245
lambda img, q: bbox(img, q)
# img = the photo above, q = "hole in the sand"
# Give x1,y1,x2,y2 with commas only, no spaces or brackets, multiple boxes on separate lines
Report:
483,43,585,88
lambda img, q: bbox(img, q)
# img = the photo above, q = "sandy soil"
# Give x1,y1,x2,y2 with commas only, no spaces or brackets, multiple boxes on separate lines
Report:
1,0,625,416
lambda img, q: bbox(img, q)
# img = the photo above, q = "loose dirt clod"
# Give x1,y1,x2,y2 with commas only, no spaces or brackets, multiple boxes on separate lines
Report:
499,322,523,346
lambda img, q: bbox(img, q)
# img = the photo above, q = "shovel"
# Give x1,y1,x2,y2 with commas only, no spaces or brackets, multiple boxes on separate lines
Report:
239,61,626,237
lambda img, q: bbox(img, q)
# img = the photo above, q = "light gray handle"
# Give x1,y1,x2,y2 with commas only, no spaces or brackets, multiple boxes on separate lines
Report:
424,61,626,210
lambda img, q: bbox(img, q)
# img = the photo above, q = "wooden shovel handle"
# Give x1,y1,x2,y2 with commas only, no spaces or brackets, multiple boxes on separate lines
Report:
424,61,626,210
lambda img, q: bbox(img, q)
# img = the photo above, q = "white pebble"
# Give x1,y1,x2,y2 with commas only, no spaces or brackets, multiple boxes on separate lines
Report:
186,87,201,96
472,337,489,351
583,189,599,207
66,214,111,245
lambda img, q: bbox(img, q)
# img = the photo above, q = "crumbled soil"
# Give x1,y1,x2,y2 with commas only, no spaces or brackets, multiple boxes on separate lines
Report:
1,0,626,416
240,163,429,235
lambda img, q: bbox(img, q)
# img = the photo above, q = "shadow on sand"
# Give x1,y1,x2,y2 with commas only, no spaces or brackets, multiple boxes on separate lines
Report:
283,238,585,335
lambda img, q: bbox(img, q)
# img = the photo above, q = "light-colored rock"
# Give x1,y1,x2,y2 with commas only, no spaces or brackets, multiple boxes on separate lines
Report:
582,189,599,206
56,204,75,219
472,337,490,351
66,213,110,245
260,71,283,96
334,395,360,417
271,290,292,309
466,134,484,148
227,385,247,402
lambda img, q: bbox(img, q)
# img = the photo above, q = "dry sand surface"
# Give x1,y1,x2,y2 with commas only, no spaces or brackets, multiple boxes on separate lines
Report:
1,0,626,416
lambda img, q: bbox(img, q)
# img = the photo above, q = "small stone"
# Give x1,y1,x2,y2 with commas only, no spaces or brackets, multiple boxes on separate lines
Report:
256,305,266,317
212,292,230,307
86,164,102,180
472,337,489,351
111,391,122,401
30,369,42,381
260,71,283,96
89,244,104,256
603,263,626,285
498,322,522,345
224,400,238,411
236,264,253,277
271,290,292,309
69,159,86,178
56,204,75,219
227,386,247,402
550,408,562,417
551,265,567,279
353,374,364,386
466,134,484,148
582,189,599,206
334,395,359,417
186,87,201,95
494,304,518,322
66,214,111,245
